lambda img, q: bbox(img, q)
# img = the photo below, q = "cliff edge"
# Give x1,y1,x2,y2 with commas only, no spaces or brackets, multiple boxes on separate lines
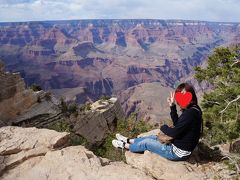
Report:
1,127,238,180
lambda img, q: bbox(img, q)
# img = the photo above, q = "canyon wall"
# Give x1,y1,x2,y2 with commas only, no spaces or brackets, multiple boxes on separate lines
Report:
1,19,240,122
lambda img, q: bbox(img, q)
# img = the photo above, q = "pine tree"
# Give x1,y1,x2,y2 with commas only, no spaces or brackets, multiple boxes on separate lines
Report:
195,45,240,145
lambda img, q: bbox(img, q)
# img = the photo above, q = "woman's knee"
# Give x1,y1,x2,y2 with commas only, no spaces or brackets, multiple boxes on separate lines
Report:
138,138,159,149
146,135,158,140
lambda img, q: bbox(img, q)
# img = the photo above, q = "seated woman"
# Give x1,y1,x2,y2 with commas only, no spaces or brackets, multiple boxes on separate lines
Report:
112,82,202,161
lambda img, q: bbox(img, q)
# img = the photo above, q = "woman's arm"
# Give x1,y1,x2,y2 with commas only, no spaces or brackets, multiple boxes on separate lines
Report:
167,91,178,125
160,110,193,138
170,104,178,125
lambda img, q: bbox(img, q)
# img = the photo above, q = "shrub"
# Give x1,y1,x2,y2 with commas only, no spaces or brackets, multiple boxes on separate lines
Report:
31,84,42,92
59,97,68,113
80,103,91,112
100,95,111,101
48,120,71,132
69,133,88,146
68,103,78,113
48,120,88,147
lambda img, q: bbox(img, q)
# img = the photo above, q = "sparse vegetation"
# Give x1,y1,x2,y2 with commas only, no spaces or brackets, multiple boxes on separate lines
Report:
68,103,77,113
47,120,88,146
68,103,78,117
59,97,68,113
92,113,153,161
80,102,91,112
100,95,111,101
30,84,42,92
59,98,79,117
223,159,237,171
48,111,152,162
48,120,71,132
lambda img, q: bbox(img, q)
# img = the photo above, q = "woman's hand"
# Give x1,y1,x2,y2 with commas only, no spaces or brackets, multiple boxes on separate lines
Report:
158,129,173,144
167,91,175,106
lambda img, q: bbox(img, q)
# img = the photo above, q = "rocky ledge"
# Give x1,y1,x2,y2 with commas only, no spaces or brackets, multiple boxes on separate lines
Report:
0,127,238,180
0,126,150,180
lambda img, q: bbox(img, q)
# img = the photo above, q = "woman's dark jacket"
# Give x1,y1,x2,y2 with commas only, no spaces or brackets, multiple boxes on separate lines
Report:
160,104,202,151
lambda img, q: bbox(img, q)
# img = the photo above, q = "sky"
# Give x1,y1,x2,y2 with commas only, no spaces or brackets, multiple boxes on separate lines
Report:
0,0,240,23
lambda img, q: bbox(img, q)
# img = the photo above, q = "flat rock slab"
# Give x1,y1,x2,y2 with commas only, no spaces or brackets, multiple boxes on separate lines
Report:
2,146,152,180
125,150,202,180
0,126,152,180
0,126,70,175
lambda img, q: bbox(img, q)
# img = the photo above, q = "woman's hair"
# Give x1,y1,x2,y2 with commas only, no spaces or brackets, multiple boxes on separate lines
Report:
175,82,198,108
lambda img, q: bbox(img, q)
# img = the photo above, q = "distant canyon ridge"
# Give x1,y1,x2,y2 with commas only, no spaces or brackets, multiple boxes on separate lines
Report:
0,19,240,123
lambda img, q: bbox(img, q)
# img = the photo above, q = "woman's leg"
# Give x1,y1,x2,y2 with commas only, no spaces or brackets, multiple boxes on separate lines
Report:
129,138,180,160
125,135,158,150
130,135,158,144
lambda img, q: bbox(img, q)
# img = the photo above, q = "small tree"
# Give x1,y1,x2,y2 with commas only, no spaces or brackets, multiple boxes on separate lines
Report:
68,103,77,113
60,97,68,113
31,84,42,92
81,102,91,111
194,45,240,145
100,95,111,101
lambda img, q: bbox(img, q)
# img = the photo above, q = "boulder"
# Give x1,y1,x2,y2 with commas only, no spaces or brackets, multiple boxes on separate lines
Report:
124,129,238,179
72,97,125,145
125,151,201,180
125,129,201,179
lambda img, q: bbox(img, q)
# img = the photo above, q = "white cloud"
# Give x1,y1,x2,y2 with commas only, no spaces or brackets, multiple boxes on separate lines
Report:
0,0,239,22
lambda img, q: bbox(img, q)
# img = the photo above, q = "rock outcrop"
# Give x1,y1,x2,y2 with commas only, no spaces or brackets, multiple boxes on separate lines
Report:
0,126,151,180
0,67,125,146
0,66,63,128
12,90,62,128
125,129,239,180
0,68,37,126
71,97,125,145
0,126,238,179
126,151,202,180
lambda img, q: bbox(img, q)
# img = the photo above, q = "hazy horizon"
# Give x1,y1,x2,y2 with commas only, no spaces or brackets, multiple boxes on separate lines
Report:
0,0,240,23
0,18,239,24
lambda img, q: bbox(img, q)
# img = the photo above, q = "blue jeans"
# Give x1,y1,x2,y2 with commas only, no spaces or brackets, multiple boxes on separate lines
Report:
129,135,187,161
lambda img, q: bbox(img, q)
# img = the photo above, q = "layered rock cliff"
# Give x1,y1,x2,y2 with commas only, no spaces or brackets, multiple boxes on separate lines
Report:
0,63,63,128
0,68,124,146
1,19,240,123
0,65,37,126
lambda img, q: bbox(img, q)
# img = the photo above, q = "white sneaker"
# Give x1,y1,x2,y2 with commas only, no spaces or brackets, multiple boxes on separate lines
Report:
116,133,128,143
112,139,125,149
